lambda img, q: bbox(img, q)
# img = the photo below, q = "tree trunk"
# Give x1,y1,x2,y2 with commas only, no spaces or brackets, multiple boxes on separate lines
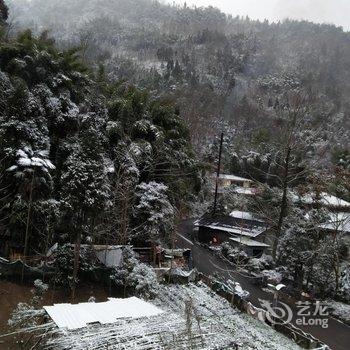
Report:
152,242,157,267
294,262,304,289
272,146,291,259
334,252,340,295
71,225,82,301
21,173,35,283
121,188,130,245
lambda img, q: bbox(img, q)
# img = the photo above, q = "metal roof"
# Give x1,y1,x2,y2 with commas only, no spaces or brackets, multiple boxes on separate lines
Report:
318,212,350,233
230,211,264,222
197,214,270,238
201,224,266,238
44,297,163,330
293,192,350,208
214,174,253,182
229,237,269,247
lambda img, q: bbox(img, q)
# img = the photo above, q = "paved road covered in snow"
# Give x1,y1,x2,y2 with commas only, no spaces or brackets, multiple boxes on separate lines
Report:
177,219,350,350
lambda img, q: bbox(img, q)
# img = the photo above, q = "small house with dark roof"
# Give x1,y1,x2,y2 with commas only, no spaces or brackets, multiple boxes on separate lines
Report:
293,192,350,212
317,212,350,260
229,237,269,257
195,210,272,257
211,174,258,196
213,174,253,188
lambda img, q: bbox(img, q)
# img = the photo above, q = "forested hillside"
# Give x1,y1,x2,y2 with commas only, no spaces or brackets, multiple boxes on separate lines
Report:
1,0,349,259
0,9,200,260
6,0,350,170
1,3,350,347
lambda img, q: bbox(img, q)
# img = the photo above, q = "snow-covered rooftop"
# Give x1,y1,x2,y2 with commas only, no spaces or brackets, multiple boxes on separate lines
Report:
230,210,264,222
320,193,350,207
202,223,267,238
318,212,350,233
44,297,163,330
294,192,350,208
232,186,257,195
219,174,253,182
229,237,270,247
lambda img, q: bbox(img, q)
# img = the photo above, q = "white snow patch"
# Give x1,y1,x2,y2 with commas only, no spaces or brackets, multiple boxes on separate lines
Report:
17,157,32,167
325,300,350,323
230,210,264,222
318,212,350,233
294,192,350,208
44,297,163,330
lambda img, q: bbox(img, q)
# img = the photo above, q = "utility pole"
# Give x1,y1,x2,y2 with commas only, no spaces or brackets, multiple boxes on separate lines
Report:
213,132,224,215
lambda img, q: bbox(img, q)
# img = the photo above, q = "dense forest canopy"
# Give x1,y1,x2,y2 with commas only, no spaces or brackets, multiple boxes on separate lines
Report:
5,0,350,171
0,7,200,259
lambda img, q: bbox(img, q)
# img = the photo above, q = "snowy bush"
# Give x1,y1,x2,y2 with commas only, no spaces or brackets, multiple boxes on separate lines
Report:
8,302,37,328
8,279,48,327
111,247,136,287
126,262,159,299
220,242,249,266
7,280,48,348
325,300,350,324
133,181,174,243
339,263,350,301
52,244,105,287
247,255,274,272
261,269,282,284
106,120,122,139
111,247,159,298
33,279,49,294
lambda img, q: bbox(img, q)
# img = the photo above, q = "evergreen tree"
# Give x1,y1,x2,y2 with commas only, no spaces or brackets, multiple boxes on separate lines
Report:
0,0,8,24
133,181,174,244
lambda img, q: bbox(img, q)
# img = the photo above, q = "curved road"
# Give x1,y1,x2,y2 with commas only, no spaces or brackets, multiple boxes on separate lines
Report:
177,219,350,350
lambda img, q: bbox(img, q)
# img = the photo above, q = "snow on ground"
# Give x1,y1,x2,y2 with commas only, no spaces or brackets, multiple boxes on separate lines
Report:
44,283,301,349
325,300,350,324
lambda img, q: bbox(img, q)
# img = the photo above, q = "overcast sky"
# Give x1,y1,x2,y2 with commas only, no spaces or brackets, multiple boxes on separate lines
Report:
169,0,350,31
